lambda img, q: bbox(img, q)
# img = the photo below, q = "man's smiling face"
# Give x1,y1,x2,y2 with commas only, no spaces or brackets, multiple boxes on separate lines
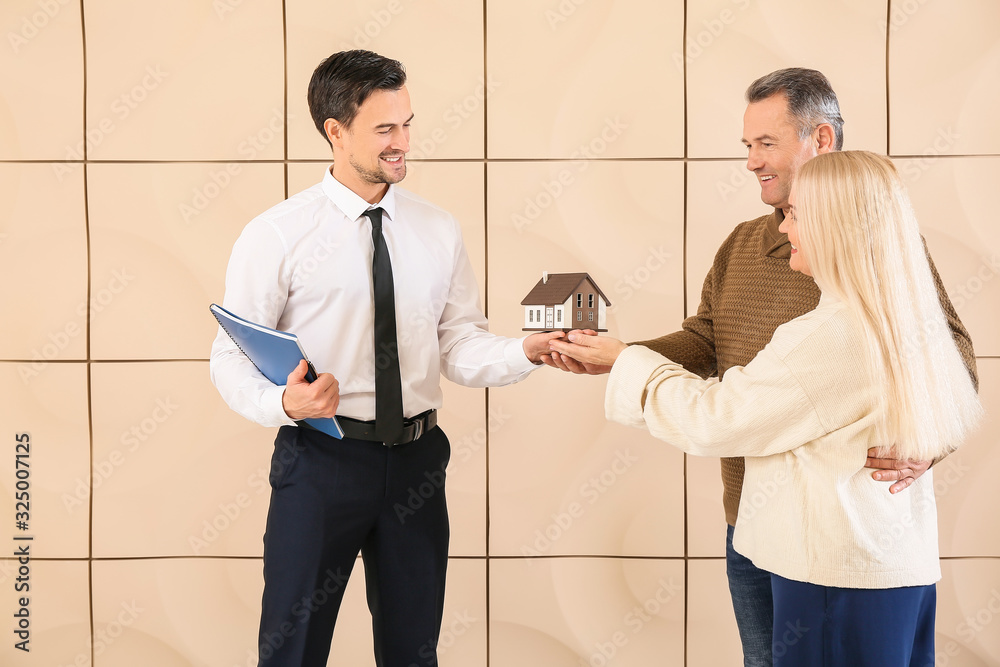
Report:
742,93,820,213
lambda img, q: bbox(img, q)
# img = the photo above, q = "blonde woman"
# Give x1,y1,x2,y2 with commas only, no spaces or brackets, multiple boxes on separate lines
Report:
550,151,982,666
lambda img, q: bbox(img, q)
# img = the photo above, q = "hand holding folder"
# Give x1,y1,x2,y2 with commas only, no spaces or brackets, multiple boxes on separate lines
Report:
210,304,344,439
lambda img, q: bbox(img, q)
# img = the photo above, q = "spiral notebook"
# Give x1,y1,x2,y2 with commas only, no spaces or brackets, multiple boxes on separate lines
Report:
210,303,343,439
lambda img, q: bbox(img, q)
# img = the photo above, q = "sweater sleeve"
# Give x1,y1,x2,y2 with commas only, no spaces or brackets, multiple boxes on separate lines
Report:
922,238,978,391
629,230,740,380
629,277,718,380
606,344,828,458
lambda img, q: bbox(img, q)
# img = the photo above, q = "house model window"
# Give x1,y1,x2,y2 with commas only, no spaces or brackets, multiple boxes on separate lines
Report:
520,271,611,332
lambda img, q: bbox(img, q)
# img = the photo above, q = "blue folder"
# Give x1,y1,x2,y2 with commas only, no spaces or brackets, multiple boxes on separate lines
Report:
210,303,343,439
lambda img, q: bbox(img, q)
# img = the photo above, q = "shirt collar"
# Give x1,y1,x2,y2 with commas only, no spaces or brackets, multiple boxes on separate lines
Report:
762,208,790,259
321,166,398,223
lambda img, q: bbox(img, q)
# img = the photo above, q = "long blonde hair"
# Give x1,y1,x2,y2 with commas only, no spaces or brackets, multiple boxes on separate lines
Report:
794,151,982,460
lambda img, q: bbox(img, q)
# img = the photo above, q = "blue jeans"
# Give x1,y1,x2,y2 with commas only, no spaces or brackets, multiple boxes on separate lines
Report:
726,524,774,666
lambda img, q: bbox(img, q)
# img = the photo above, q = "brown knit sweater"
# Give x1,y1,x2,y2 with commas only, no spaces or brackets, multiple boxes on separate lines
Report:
633,209,979,526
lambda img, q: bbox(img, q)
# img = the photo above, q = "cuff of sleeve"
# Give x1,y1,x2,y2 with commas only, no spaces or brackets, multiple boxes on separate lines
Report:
606,345,674,428
262,384,297,427
505,336,542,373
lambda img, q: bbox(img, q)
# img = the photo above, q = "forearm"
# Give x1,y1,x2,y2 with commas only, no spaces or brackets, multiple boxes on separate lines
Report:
630,327,717,380
439,329,538,387
606,345,825,458
209,331,294,427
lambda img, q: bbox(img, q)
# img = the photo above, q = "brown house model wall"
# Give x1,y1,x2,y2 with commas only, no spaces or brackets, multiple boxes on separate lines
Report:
521,272,611,331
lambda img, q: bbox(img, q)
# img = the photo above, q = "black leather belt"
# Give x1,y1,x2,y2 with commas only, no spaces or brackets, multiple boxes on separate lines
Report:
338,409,437,446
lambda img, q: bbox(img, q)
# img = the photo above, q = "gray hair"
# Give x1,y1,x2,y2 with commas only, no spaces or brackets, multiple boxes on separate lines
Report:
746,68,845,151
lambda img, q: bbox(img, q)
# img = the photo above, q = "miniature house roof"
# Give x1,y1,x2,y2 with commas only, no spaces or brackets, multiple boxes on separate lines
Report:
520,272,612,307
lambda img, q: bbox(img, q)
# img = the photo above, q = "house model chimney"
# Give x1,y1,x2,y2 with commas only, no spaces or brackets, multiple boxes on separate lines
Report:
542,271,548,284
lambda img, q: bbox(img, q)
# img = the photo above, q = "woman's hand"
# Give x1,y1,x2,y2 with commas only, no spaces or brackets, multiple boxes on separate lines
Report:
548,330,628,367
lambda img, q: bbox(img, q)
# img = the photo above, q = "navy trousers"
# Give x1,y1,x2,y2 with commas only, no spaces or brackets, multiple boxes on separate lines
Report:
771,573,936,666
257,424,451,667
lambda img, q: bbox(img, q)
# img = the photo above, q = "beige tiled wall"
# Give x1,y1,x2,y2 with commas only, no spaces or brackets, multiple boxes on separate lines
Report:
0,1,997,665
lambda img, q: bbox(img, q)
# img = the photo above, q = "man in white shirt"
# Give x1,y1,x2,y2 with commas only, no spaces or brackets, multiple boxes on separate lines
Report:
210,50,561,667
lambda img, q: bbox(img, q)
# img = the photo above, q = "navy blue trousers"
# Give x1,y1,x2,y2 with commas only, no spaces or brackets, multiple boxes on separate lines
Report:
257,424,451,667
771,574,936,666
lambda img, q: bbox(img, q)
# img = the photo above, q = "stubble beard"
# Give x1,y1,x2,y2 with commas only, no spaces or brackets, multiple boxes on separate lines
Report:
349,154,406,186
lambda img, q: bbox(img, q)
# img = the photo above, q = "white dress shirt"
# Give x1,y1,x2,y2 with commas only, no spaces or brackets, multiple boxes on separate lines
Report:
210,167,538,427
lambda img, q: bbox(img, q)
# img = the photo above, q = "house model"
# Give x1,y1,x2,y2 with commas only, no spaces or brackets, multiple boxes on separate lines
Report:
521,272,611,332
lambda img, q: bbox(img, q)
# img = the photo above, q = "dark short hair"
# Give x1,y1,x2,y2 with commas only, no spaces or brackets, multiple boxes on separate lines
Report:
308,50,406,145
746,68,845,151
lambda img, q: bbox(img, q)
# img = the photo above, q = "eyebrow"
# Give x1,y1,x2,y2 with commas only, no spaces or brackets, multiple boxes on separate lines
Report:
374,113,414,130
742,133,779,145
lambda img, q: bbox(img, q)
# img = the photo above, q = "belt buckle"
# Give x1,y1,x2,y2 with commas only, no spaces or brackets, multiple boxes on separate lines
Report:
410,416,424,443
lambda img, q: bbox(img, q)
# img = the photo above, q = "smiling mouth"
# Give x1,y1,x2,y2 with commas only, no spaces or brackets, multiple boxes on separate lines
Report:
381,155,403,164
760,175,776,182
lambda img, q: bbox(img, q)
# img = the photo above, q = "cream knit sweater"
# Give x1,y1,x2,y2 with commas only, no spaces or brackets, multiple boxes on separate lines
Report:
607,293,948,589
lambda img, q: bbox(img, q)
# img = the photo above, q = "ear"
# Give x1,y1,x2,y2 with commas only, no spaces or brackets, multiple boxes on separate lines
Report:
815,123,836,154
324,118,345,150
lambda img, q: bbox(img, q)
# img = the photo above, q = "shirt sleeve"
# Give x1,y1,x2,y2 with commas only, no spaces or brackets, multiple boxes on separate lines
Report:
209,218,297,428
605,344,827,458
436,217,539,388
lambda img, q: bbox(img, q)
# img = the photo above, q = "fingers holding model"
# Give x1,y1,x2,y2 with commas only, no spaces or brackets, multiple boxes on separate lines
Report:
522,330,569,363
549,330,628,368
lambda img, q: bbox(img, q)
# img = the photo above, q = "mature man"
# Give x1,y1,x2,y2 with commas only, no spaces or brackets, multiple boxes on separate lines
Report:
545,68,977,665
210,50,560,667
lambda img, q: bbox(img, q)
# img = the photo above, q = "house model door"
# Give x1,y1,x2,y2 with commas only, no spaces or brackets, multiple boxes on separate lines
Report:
545,307,554,328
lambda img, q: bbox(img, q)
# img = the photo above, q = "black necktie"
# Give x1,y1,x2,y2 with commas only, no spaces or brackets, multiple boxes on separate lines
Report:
364,207,404,444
